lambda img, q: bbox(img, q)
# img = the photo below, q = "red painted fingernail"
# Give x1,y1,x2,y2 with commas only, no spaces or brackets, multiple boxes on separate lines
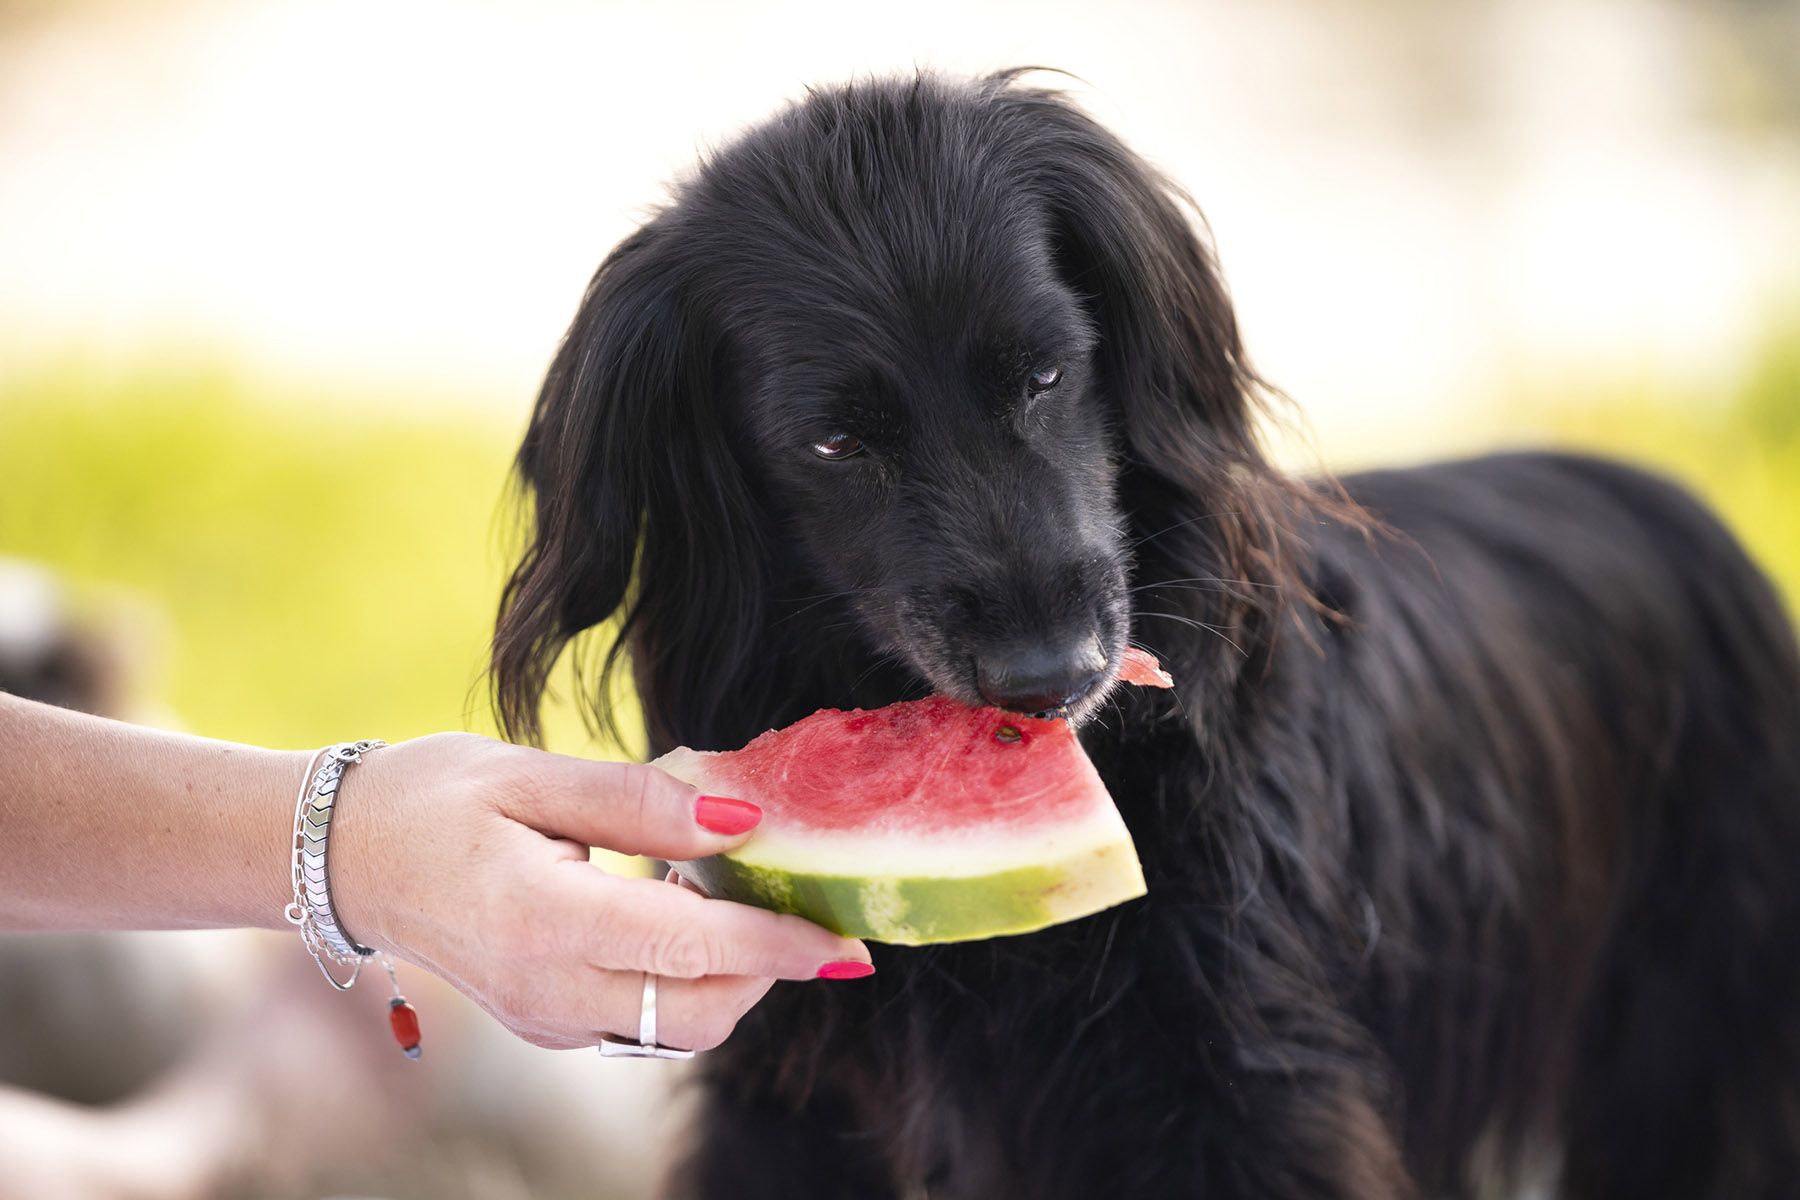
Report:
694,795,761,835
817,960,876,980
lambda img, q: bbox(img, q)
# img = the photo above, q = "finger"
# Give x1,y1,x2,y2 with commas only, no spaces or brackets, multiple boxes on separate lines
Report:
576,970,774,1052
666,867,709,898
524,964,772,1052
499,755,763,861
582,871,873,981
648,972,776,1051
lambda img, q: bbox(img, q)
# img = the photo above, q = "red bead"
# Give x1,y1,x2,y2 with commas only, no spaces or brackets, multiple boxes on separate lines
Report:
389,997,421,1059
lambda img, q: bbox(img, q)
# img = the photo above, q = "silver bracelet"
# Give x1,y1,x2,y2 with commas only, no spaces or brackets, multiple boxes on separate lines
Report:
285,740,384,982
283,740,424,1059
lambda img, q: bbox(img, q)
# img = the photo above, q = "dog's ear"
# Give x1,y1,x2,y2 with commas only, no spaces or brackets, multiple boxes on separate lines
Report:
994,80,1269,492
493,221,766,749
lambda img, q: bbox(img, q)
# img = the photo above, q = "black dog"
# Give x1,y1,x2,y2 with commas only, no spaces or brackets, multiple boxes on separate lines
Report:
494,71,1800,1199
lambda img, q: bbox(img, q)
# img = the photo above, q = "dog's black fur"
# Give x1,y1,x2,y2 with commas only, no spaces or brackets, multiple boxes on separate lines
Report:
494,72,1800,1199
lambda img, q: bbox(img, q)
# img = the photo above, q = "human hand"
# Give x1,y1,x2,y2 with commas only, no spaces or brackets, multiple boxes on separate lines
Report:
325,733,872,1051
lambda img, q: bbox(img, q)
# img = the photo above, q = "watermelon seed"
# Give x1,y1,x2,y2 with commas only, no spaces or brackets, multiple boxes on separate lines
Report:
994,724,1022,744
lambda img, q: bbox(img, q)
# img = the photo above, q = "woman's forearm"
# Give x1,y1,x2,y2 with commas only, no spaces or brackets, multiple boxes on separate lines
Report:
0,693,306,933
1,694,873,1052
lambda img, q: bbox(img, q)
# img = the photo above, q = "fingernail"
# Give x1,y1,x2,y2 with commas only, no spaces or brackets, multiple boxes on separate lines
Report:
694,795,761,835
817,960,875,980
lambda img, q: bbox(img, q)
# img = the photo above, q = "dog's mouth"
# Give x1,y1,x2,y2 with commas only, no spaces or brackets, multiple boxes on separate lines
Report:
879,593,1130,727
987,664,1122,725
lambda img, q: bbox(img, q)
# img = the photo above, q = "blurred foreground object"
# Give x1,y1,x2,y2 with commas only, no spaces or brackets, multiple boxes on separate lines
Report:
0,557,127,717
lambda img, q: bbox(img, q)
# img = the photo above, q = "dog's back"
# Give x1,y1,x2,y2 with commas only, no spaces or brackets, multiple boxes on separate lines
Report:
1333,451,1800,1196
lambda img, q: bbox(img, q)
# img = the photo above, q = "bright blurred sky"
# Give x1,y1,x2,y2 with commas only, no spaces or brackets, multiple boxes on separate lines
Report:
2,0,1797,449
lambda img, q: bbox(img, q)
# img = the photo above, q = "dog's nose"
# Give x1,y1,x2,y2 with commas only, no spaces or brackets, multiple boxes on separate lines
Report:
976,634,1107,715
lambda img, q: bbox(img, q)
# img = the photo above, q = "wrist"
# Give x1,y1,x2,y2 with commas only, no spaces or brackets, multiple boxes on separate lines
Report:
194,741,316,932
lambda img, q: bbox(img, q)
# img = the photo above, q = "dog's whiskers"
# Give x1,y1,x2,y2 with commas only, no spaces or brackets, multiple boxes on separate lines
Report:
1126,510,1243,551
771,587,882,627
846,651,903,697
1129,575,1281,592
1136,610,1247,657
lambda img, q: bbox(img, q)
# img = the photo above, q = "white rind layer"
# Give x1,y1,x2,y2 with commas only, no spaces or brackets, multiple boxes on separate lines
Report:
725,807,1136,878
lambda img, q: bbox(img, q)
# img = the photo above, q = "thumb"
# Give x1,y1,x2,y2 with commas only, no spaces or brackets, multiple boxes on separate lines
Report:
503,755,762,861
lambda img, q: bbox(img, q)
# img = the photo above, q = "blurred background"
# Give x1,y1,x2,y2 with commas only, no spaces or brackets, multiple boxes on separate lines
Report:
1,0,1795,1196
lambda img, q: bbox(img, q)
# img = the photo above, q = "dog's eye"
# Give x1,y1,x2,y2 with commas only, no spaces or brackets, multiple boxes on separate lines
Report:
810,433,864,461
1026,365,1063,395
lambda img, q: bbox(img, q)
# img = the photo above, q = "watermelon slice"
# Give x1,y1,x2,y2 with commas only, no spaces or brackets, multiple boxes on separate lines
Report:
652,652,1171,945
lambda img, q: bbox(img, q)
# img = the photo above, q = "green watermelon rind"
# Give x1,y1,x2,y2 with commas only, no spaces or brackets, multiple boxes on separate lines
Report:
673,838,1147,946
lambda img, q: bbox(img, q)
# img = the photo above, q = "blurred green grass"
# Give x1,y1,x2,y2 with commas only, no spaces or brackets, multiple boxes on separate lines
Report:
1514,325,1800,619
1,338,1794,760
0,362,632,756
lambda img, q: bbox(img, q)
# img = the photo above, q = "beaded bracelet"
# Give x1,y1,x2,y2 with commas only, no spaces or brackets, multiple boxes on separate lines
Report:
283,740,423,1060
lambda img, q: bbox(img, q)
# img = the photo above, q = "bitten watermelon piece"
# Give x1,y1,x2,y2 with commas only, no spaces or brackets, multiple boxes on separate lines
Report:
653,655,1170,944
1119,646,1174,689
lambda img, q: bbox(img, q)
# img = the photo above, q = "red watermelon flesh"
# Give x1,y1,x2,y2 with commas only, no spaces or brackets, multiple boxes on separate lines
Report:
678,698,1091,836
653,653,1170,944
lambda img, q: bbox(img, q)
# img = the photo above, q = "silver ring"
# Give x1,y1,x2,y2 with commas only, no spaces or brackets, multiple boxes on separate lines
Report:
598,972,696,1059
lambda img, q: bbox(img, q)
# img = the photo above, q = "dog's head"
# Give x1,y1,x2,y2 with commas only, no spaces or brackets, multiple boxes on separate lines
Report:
496,72,1287,749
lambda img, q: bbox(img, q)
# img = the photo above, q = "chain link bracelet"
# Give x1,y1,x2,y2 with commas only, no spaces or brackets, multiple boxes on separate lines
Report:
282,740,423,1059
